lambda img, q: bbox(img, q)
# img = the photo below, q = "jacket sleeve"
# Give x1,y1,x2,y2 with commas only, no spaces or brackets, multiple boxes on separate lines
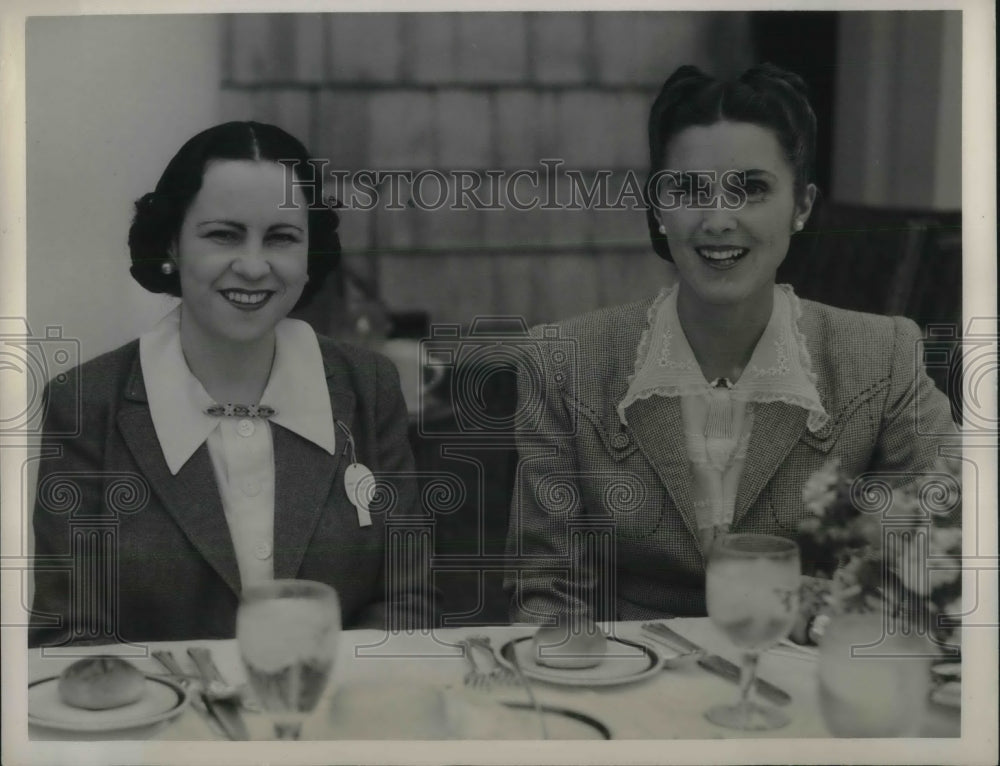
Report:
874,316,961,476
29,370,109,648
352,355,440,630
503,329,603,624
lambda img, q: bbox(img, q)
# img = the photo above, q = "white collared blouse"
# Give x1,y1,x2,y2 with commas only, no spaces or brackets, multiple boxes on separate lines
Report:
618,284,829,552
139,306,336,589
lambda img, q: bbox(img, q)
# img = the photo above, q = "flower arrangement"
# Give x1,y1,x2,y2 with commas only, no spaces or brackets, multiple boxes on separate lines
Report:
796,457,962,652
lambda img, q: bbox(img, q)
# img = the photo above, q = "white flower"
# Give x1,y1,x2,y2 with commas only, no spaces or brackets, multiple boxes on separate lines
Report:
889,487,921,518
930,526,962,556
803,459,842,516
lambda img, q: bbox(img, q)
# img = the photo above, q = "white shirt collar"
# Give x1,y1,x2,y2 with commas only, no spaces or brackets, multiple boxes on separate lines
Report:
139,307,336,475
617,284,828,432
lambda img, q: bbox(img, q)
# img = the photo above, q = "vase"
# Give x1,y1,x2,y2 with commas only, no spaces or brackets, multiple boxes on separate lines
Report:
817,610,936,737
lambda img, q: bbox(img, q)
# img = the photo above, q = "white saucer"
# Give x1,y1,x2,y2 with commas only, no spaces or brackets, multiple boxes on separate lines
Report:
29,675,189,734
498,635,670,687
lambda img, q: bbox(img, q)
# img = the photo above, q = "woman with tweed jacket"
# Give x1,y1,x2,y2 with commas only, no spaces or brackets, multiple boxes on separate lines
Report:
503,64,959,627
30,122,433,647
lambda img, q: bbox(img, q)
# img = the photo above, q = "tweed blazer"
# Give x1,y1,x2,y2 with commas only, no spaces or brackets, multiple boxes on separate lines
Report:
504,295,959,623
29,336,434,648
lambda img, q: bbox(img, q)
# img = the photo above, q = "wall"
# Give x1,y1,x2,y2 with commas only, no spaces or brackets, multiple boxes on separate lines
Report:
831,11,961,210
21,15,222,609
26,15,222,365
220,12,755,330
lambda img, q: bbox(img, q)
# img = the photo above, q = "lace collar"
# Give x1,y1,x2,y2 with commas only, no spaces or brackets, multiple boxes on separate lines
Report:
617,283,828,433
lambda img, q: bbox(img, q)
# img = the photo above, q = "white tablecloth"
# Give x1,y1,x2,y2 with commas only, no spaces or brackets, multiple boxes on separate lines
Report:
27,620,959,741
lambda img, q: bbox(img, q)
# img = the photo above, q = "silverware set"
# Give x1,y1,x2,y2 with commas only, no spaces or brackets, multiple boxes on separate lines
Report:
148,625,792,740
152,648,255,740
640,622,793,706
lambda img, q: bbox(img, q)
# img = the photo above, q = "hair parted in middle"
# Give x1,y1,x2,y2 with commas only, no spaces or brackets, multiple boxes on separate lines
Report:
128,121,341,309
643,63,818,262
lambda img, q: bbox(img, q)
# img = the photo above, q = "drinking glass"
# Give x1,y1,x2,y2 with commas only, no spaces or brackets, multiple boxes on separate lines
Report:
817,611,932,736
236,579,341,740
705,534,800,730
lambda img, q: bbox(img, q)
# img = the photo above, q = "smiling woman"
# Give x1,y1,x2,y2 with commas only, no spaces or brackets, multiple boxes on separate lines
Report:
30,122,436,647
503,64,959,634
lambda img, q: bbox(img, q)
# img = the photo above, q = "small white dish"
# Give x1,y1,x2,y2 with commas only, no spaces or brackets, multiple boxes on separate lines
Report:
498,635,672,687
28,675,189,735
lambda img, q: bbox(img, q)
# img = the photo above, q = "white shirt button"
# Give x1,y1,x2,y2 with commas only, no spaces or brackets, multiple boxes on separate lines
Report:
253,542,272,560
237,419,255,437
243,479,261,496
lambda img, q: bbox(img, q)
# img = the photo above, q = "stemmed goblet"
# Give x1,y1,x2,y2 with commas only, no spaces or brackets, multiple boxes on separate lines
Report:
705,534,800,730
236,579,341,740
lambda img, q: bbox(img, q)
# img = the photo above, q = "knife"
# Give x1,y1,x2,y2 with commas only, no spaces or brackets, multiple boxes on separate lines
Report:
696,654,792,706
640,623,792,706
187,647,250,740
152,650,226,739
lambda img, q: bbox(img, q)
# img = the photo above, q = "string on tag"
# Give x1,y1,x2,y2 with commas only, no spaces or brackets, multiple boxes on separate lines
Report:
335,419,372,528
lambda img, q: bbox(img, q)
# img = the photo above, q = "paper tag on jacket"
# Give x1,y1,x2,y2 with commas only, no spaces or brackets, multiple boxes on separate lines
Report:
344,463,374,527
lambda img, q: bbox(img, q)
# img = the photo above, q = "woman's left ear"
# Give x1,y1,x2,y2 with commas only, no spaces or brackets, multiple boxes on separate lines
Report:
793,183,818,233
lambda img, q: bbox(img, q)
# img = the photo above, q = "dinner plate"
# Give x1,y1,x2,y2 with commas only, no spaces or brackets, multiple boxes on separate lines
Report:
498,635,669,687
28,675,189,734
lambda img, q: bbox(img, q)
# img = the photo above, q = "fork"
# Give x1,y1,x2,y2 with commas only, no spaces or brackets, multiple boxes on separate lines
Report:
461,638,496,688
467,636,518,686
465,635,548,740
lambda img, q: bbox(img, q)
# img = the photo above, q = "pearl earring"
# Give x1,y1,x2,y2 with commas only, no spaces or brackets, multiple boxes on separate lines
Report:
658,224,666,235
161,261,175,275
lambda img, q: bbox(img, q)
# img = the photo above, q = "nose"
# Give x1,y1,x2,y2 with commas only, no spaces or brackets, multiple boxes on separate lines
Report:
699,206,738,235
230,246,271,280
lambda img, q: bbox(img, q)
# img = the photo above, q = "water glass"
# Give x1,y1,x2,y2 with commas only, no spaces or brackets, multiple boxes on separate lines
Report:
705,533,800,730
236,579,341,739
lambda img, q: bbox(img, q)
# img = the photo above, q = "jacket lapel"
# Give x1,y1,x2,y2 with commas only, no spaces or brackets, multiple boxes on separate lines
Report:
116,348,357,593
272,357,354,579
733,299,827,524
732,402,808,526
623,395,702,551
116,360,241,595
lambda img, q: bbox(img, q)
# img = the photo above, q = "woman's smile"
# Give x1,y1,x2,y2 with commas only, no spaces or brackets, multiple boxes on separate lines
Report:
694,245,751,269
219,288,277,310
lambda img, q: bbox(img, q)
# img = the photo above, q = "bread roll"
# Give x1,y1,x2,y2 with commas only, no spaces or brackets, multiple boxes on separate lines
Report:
531,623,608,669
58,656,146,710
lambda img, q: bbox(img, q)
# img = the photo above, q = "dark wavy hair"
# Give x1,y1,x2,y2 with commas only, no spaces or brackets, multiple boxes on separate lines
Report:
643,63,818,261
128,121,340,308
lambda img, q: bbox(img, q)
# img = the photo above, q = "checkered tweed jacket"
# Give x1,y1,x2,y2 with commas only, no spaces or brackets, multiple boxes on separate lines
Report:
504,295,958,623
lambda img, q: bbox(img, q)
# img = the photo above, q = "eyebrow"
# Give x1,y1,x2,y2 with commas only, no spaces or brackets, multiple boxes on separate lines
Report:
196,220,304,232
742,169,778,180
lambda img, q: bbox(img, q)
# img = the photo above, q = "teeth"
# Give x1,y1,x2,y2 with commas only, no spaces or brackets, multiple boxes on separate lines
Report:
698,248,746,261
222,290,269,305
